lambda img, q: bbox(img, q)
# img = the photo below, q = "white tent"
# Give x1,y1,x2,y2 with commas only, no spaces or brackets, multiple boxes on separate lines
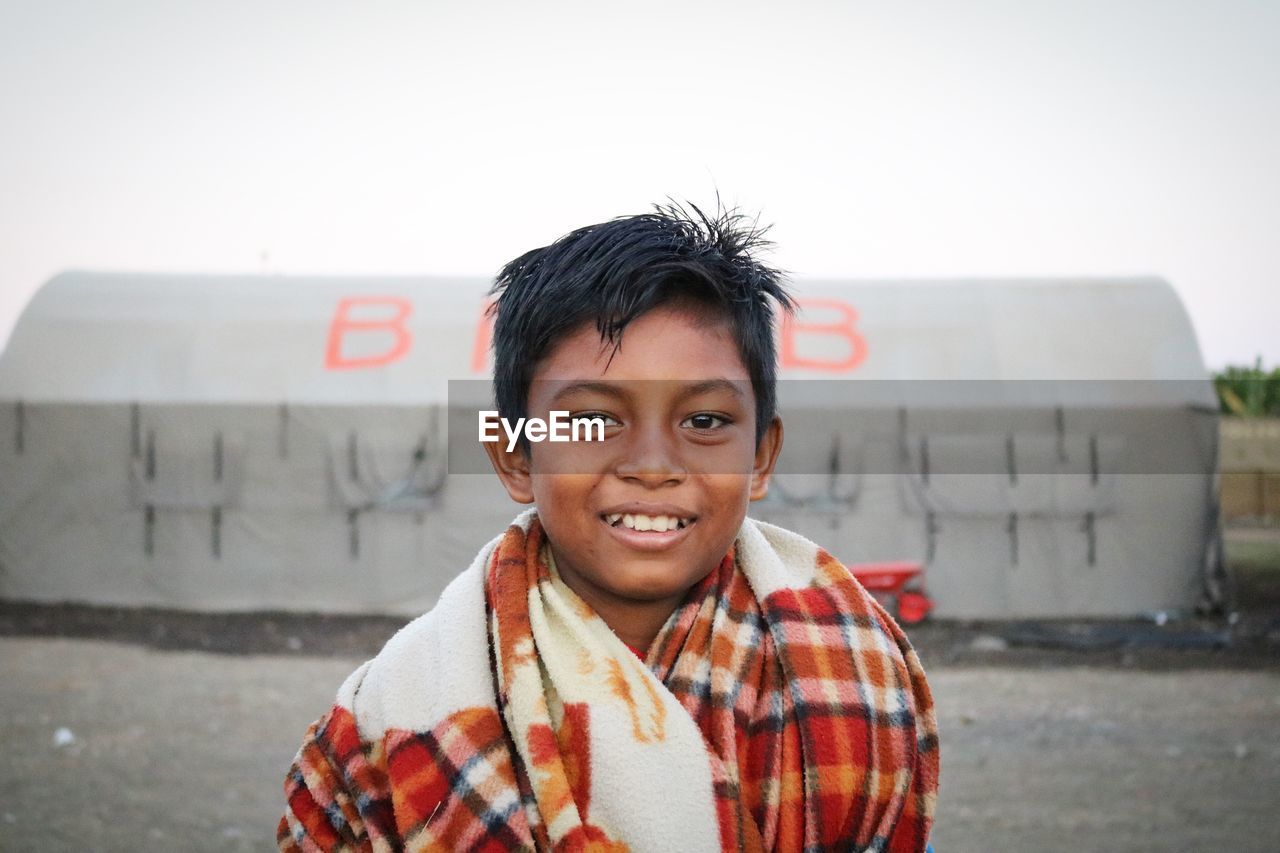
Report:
0,271,1220,617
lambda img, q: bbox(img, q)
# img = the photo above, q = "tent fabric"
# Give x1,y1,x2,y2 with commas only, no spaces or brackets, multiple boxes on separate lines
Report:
128,430,246,510
0,272,1214,403
0,272,1220,618
325,424,448,512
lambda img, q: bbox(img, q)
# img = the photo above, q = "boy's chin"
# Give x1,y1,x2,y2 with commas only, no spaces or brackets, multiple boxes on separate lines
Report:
595,564,711,605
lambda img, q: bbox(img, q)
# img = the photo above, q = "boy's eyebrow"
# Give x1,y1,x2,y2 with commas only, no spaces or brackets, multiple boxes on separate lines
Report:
675,378,747,402
548,381,629,403
547,378,746,404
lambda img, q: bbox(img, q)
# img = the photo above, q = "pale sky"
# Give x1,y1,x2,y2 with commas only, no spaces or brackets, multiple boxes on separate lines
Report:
2,0,1277,367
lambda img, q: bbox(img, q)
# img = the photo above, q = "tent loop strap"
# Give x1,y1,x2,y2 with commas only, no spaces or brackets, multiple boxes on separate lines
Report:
211,506,222,559
1007,511,1019,567
348,509,360,559
130,403,141,458
144,505,155,557
348,431,359,481
1055,406,1067,463
145,430,157,480
925,511,939,563
824,434,859,506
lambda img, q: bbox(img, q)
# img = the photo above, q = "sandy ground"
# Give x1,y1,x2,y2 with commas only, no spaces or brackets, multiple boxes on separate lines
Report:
2,635,1278,853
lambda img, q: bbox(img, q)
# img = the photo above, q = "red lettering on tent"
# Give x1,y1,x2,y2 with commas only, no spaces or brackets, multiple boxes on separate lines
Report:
780,298,868,372
472,299,496,373
325,297,413,370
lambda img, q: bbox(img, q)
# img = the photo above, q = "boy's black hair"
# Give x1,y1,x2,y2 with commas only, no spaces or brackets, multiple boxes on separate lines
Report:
488,200,795,449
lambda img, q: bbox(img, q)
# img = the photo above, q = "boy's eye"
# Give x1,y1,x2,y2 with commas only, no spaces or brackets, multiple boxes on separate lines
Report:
571,411,620,427
681,413,730,431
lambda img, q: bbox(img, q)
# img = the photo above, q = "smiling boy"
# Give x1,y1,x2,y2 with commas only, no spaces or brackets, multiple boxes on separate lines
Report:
490,303,775,655
278,203,939,852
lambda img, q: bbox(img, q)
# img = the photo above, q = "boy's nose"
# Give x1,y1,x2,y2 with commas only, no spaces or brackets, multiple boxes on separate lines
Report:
613,427,688,486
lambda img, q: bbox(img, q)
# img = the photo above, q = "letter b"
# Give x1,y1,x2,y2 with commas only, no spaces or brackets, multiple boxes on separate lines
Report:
325,297,413,370
780,298,868,373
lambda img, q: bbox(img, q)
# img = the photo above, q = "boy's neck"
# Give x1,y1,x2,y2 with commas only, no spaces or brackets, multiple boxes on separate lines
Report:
590,596,682,657
545,544,688,655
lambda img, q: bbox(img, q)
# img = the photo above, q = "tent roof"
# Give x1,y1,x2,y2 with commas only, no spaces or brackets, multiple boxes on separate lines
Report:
0,271,1212,405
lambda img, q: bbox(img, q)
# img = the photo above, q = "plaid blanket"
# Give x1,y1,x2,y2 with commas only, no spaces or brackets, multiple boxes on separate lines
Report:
278,510,939,851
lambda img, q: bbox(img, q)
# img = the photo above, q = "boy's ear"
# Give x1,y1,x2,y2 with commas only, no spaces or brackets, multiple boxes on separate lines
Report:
749,415,784,501
482,427,536,504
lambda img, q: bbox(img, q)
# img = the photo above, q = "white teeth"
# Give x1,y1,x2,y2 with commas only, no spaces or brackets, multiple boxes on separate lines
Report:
611,513,691,531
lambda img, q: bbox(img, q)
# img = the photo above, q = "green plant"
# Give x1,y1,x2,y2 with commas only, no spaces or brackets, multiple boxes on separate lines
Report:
1213,358,1280,417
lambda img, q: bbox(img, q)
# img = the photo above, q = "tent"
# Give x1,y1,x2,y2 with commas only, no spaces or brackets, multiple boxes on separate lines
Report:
0,271,1221,617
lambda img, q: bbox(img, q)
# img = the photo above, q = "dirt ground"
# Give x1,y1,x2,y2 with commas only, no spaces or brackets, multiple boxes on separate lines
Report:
2,637,1277,853
1,527,1277,852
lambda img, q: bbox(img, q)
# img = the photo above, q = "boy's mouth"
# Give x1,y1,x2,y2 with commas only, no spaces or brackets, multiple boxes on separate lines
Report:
601,512,694,532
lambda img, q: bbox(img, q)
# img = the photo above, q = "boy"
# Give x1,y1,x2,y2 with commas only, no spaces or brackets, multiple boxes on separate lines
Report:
278,203,939,851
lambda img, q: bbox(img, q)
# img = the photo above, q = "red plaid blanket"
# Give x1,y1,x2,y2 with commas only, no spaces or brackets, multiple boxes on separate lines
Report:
279,511,938,851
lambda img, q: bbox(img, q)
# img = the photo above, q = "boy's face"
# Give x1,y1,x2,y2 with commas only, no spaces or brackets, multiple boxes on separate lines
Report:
483,303,783,614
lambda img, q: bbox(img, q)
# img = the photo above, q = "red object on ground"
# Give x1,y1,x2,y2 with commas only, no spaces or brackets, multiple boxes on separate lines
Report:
848,560,934,625
849,560,921,593
895,591,934,624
